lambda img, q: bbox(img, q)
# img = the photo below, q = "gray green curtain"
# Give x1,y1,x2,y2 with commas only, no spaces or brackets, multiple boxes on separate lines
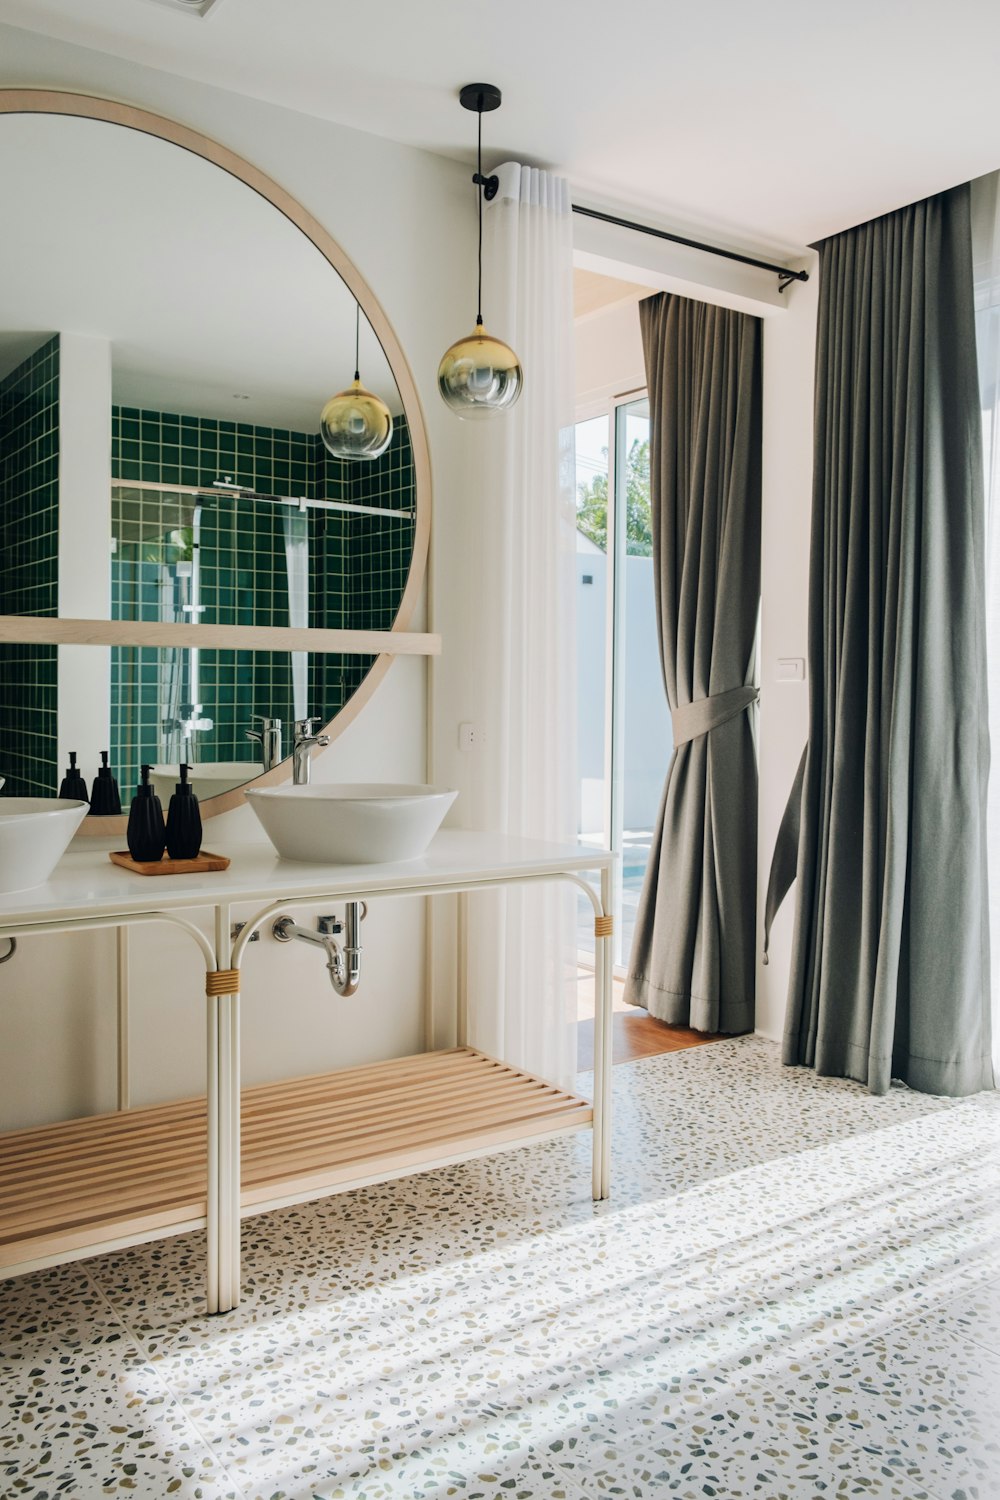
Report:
766,183,994,1097
624,293,761,1035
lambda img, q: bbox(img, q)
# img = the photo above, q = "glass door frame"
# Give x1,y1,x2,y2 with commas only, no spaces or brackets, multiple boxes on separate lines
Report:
577,385,649,978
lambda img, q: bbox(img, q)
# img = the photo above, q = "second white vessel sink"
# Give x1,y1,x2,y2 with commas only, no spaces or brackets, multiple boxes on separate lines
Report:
151,762,257,802
245,784,457,864
0,798,89,893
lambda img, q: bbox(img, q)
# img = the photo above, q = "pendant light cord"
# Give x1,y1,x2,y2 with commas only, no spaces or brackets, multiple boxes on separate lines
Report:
354,301,360,381
476,106,484,328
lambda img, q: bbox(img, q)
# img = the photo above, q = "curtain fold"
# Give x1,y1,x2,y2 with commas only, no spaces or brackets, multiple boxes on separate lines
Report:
774,183,993,1097
972,168,1000,1083
623,293,762,1036
462,162,578,1088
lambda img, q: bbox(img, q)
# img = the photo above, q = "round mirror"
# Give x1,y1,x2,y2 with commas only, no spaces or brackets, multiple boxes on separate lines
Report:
0,92,430,828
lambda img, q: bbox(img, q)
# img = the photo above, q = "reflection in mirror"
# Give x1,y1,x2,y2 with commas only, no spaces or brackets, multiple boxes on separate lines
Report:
0,108,420,802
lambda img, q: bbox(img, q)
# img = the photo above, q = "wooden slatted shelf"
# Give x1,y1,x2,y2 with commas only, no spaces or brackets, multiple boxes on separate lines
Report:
0,1048,592,1275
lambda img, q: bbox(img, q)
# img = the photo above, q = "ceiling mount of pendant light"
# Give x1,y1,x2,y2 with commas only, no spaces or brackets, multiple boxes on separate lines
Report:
320,301,393,461
437,83,523,419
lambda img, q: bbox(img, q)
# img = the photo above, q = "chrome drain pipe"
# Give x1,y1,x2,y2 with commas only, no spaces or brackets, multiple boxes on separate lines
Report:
272,902,365,996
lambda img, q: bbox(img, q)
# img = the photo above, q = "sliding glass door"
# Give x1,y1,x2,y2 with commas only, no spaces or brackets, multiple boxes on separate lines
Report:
575,394,671,971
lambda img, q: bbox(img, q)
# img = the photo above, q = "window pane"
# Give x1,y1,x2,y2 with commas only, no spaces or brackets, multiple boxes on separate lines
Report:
614,397,671,967
575,415,609,956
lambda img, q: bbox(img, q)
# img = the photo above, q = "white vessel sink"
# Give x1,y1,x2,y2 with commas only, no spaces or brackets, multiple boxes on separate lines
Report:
245,783,457,864
0,798,89,893
151,762,257,802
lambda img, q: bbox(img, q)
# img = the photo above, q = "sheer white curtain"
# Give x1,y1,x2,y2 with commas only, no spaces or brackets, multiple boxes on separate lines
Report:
973,168,1000,1081
462,163,579,1087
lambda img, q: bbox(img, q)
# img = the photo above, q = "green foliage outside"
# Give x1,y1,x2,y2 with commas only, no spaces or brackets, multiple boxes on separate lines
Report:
576,437,652,557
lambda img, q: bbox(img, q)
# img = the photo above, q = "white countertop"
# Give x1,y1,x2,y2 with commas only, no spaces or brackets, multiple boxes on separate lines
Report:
0,830,615,929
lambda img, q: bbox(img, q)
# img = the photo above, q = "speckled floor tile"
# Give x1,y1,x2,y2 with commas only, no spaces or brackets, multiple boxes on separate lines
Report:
930,1275,1000,1358
319,1439,592,1498
537,1397,939,1498
2,1036,997,1500
0,1265,244,1499
792,1317,1000,1499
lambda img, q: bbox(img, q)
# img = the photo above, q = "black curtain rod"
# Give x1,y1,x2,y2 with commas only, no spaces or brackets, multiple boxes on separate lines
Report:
571,204,809,291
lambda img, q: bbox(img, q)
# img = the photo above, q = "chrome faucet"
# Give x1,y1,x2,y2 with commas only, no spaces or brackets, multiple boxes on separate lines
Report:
246,715,283,772
292,718,330,785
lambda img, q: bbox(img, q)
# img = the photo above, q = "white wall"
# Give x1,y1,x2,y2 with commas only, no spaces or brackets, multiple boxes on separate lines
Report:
755,256,818,1040
0,22,477,1128
575,297,646,416
57,331,111,777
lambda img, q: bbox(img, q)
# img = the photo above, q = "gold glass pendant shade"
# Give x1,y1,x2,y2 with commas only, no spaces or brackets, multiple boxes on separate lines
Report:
438,323,523,419
320,376,393,461
438,84,523,419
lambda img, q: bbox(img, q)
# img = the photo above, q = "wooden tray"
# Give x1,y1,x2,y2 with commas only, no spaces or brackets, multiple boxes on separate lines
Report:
109,850,231,875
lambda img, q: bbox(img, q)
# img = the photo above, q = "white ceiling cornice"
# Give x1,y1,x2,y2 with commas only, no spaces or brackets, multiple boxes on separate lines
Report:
1,0,999,253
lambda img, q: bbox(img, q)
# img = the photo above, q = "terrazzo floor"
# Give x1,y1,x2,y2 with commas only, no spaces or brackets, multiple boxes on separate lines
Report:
2,1036,999,1499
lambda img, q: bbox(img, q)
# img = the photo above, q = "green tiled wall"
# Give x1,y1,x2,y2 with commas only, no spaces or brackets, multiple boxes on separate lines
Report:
322,415,416,706
0,336,59,796
110,407,416,792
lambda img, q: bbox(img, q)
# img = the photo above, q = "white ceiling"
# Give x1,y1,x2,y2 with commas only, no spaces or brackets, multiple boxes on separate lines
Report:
1,0,999,258
0,111,401,429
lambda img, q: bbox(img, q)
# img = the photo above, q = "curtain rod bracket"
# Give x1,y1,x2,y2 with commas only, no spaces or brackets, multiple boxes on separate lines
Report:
473,170,499,201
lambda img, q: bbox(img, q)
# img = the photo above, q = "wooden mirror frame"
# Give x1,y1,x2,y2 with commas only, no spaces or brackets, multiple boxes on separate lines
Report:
0,90,435,834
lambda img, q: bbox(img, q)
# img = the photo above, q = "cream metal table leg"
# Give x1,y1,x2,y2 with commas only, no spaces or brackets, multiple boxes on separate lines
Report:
589,868,614,1202
456,891,469,1048
116,928,130,1111
206,969,220,1316
206,903,241,1314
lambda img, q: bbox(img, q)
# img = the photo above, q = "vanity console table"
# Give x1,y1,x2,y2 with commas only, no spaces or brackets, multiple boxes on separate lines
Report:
0,833,614,1312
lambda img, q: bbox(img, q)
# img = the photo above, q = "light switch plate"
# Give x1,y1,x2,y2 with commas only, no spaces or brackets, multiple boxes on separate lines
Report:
775,658,805,682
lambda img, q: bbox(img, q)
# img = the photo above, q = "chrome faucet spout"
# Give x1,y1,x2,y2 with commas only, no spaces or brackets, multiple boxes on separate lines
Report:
246,715,283,772
292,718,330,785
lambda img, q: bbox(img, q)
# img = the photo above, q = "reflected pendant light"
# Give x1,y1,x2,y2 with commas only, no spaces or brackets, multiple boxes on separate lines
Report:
438,83,523,419
320,302,393,460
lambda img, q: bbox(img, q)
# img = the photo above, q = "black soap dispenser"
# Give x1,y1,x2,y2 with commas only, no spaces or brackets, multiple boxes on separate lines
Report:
165,763,202,860
127,764,167,864
58,751,89,804
89,751,122,815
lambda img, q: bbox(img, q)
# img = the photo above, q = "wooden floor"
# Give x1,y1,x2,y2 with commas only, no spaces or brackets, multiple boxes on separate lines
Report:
578,1011,725,1069
577,969,725,1069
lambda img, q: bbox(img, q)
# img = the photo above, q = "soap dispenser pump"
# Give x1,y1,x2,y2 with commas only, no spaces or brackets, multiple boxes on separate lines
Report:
165,763,202,860
89,751,122,815
59,751,89,804
127,764,166,864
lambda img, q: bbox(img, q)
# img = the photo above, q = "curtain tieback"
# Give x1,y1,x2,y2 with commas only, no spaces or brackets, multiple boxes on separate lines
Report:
670,685,759,747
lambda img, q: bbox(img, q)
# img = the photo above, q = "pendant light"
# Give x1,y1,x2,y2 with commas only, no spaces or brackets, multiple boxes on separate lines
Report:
438,83,523,419
320,302,393,460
